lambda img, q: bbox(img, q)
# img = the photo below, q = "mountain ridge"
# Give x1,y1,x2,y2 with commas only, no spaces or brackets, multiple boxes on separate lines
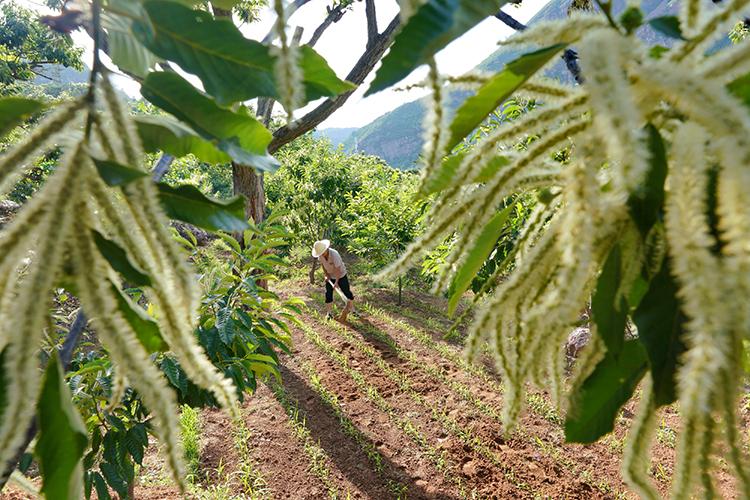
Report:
340,0,689,169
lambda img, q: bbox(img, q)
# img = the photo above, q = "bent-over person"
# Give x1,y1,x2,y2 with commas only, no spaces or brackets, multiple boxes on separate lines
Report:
312,239,355,322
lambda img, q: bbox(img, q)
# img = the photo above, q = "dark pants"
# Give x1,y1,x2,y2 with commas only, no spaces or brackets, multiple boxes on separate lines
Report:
325,275,354,303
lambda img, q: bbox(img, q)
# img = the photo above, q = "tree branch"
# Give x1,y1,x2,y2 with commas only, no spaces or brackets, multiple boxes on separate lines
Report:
494,10,527,31
261,0,314,43
493,8,584,83
308,2,349,46
365,0,378,49
268,14,401,153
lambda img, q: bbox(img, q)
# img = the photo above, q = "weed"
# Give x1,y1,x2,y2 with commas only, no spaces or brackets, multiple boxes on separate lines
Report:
310,309,534,494
269,380,343,499
300,361,409,498
233,416,272,499
656,420,677,449
526,394,563,426
180,405,202,480
294,318,470,497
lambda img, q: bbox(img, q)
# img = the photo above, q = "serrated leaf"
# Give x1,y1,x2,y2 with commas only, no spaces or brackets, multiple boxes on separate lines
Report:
110,283,167,353
448,203,514,315
648,16,686,40
0,97,45,137
99,461,128,498
217,307,235,345
134,1,353,106
93,231,152,286
158,182,249,232
92,472,111,500
367,0,508,95
141,72,278,171
36,351,88,500
592,244,628,357
124,427,145,465
445,44,566,150
161,356,187,395
565,340,647,443
633,259,687,406
421,152,509,196
628,124,667,236
92,158,149,187
135,115,231,164
103,9,160,78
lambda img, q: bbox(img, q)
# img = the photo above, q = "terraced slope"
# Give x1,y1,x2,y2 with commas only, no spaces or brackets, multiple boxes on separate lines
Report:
112,279,744,500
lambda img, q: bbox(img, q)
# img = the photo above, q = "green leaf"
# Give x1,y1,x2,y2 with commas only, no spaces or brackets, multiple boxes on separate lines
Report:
592,244,628,357
157,182,249,232
445,44,566,150
217,308,235,345
648,16,686,40
210,0,241,7
448,203,514,314
633,259,687,406
565,340,648,443
92,472,111,500
141,72,278,172
297,45,356,101
421,153,509,196
161,356,187,395
134,1,353,106
0,97,45,137
92,158,148,187
93,230,152,286
99,461,128,497
124,427,145,465
36,352,88,500
648,45,669,59
728,71,750,111
628,124,668,236
135,115,231,164
110,283,167,353
102,10,160,78
367,0,508,95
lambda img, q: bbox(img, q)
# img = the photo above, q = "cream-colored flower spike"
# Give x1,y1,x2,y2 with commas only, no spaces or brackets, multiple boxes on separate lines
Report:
0,72,239,491
272,0,303,120
380,5,750,497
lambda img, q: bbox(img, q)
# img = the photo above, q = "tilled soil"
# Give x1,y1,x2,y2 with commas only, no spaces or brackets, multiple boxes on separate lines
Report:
74,280,743,499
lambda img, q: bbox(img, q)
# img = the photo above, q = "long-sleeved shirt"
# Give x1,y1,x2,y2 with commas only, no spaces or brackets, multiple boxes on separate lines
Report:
319,248,347,280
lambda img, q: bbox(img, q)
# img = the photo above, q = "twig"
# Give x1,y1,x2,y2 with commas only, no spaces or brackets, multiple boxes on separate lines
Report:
493,8,585,83
84,0,103,139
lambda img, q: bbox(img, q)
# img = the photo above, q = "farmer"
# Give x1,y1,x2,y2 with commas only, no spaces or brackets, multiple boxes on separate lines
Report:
312,239,354,321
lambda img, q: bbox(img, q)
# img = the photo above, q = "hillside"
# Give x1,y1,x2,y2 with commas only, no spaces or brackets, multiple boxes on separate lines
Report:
313,127,357,146
346,0,684,169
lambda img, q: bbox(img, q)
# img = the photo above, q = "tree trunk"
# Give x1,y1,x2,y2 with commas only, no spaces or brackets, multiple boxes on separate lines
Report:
233,163,267,288
309,258,318,285
398,276,403,306
233,163,265,224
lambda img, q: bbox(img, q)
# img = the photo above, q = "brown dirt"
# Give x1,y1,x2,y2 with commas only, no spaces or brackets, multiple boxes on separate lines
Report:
92,278,744,499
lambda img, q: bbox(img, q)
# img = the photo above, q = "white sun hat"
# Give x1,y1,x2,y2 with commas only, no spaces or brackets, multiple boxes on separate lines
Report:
312,239,331,258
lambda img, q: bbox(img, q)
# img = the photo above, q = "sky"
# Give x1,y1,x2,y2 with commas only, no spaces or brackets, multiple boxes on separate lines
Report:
21,0,551,129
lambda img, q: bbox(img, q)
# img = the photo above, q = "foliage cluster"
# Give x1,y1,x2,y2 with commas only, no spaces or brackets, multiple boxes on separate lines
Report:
0,2,83,92
378,1,750,498
267,133,427,276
